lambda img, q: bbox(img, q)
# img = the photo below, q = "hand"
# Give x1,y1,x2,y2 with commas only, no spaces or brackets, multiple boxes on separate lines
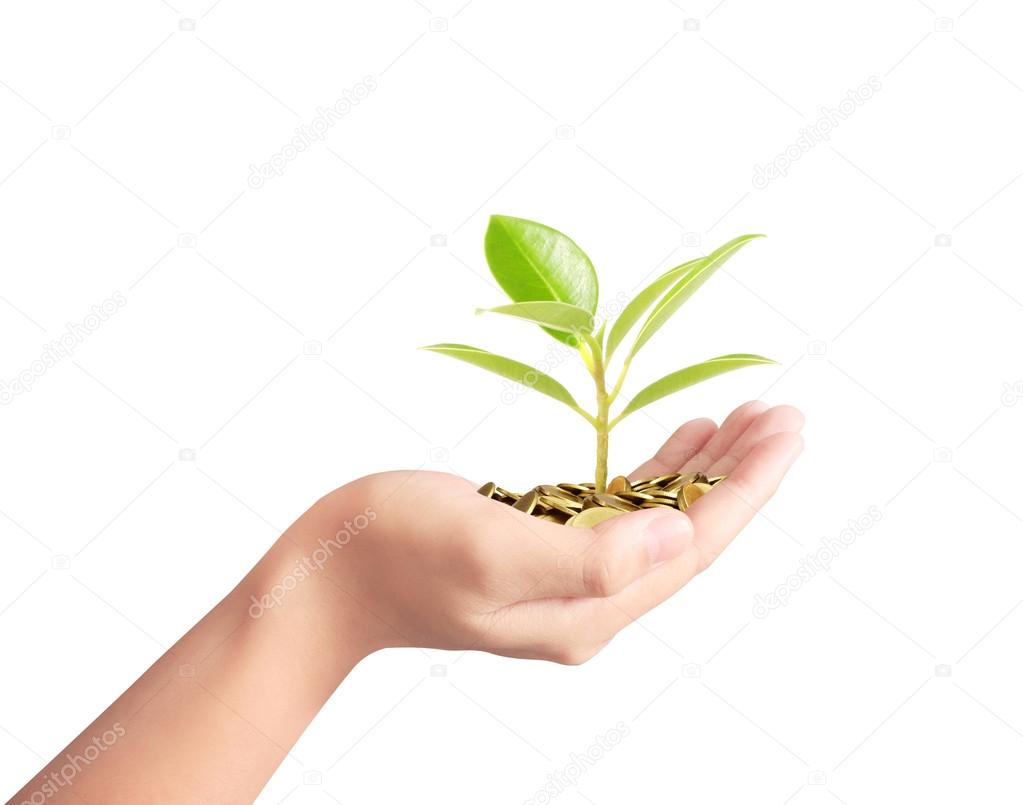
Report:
7,401,803,805
299,401,804,664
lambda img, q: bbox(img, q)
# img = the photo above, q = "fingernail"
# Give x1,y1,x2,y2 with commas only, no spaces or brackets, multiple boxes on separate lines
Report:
644,512,692,565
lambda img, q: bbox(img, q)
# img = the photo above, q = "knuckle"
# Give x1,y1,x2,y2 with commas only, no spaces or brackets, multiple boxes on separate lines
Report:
582,551,623,598
551,644,598,666
724,476,757,506
693,545,721,575
457,537,492,585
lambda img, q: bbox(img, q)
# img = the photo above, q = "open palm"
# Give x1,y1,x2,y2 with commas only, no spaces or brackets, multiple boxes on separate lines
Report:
327,400,803,662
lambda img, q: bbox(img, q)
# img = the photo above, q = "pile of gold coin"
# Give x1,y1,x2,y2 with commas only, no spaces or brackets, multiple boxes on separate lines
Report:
476,472,725,527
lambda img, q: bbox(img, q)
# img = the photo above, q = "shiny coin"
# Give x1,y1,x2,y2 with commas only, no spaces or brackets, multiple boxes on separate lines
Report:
589,493,640,512
476,481,497,498
535,512,565,522
606,475,631,494
680,481,713,509
541,496,582,516
618,490,655,503
662,472,699,492
640,474,679,489
538,484,578,500
512,489,540,514
631,479,668,492
565,507,628,528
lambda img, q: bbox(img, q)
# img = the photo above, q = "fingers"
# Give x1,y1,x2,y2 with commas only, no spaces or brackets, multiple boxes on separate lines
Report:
704,405,804,478
689,430,804,569
679,400,768,473
629,417,717,480
613,430,805,619
507,507,695,601
462,408,805,665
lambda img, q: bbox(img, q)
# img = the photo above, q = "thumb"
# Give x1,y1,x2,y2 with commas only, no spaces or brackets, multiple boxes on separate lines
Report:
516,507,695,600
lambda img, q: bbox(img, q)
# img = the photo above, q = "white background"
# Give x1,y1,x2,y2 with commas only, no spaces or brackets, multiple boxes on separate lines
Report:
3,1,1023,803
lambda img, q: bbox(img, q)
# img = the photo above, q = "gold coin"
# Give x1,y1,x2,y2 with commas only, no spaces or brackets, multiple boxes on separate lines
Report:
592,493,640,512
557,483,592,495
565,507,628,527
606,475,631,494
618,490,655,503
646,474,679,487
477,481,497,498
541,496,582,516
662,472,699,492
536,484,574,500
512,489,540,514
681,482,713,509
535,512,564,522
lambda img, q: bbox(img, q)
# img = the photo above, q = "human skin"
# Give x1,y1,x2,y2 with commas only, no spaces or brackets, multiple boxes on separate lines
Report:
7,401,803,805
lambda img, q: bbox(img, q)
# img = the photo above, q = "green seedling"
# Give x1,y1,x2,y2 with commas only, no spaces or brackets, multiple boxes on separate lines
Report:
423,215,776,493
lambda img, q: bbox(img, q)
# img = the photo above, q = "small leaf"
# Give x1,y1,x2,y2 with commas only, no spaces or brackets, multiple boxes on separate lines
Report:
485,215,599,345
617,354,777,419
605,256,705,359
421,343,580,409
626,234,764,361
477,301,594,335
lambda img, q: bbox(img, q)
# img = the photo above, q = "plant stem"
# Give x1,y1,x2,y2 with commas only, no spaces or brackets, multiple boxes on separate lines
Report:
593,353,610,493
595,420,608,492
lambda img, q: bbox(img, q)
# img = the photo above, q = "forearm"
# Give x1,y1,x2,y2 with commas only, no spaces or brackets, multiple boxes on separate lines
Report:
9,500,373,805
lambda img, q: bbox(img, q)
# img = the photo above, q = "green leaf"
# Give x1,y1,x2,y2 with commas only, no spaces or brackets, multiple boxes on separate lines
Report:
477,301,594,335
485,215,599,345
421,343,581,410
625,234,764,361
605,256,705,360
616,354,777,420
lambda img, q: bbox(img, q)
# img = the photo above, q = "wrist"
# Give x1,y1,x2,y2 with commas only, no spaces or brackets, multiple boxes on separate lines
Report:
237,544,363,675
254,483,384,659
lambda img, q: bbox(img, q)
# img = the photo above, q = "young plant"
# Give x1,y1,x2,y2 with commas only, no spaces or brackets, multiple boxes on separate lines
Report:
422,215,777,493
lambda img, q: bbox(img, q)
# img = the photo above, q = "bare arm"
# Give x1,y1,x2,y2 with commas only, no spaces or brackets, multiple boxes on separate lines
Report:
8,403,803,805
